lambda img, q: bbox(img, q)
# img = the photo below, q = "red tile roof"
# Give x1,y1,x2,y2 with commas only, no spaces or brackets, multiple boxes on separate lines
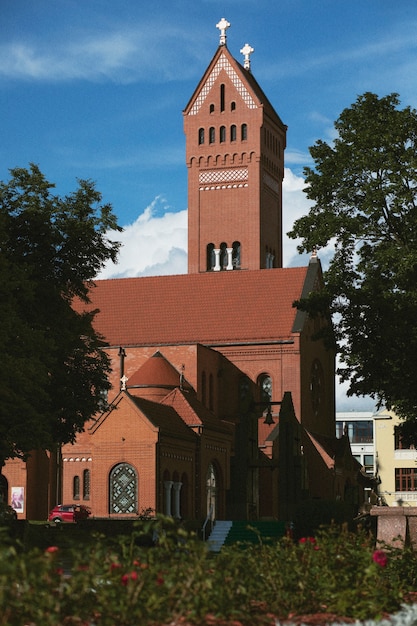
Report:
76,267,308,348
127,351,193,391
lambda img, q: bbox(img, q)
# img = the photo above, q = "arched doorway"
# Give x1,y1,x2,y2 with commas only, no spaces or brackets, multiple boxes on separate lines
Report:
206,463,218,520
109,463,138,514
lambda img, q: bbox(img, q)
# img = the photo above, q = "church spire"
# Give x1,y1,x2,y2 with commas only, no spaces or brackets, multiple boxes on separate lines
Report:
216,17,230,46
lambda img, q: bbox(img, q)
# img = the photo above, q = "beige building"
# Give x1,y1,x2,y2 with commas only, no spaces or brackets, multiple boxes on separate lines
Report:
374,409,417,507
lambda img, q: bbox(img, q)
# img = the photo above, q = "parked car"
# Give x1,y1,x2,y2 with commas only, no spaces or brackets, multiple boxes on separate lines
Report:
48,504,91,523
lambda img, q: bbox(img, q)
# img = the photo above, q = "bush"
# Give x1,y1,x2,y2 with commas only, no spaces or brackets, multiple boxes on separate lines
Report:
1,518,417,625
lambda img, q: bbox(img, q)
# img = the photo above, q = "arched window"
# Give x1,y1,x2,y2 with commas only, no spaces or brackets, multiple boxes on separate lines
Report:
198,128,205,145
206,243,215,271
220,126,226,143
231,101,236,111
220,84,225,112
201,371,207,406
230,125,237,142
109,463,137,514
220,242,227,269
73,475,80,500
83,469,90,500
209,127,215,144
241,123,247,141
209,103,215,114
232,241,241,268
209,373,214,411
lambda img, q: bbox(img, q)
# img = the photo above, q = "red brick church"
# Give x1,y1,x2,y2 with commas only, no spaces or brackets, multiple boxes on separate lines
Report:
3,19,364,523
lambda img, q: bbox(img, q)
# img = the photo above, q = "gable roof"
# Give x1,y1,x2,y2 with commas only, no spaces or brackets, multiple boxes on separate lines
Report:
183,45,286,130
76,266,311,348
161,387,234,435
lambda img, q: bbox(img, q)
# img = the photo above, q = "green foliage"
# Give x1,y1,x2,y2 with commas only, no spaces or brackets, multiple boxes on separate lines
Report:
0,164,122,463
288,93,417,439
2,520,417,625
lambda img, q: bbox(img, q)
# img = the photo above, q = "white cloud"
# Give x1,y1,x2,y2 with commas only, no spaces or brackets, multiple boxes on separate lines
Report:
0,24,204,83
98,197,187,279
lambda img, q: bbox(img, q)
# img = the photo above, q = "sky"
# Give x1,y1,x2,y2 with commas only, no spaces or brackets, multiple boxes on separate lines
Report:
2,0,417,411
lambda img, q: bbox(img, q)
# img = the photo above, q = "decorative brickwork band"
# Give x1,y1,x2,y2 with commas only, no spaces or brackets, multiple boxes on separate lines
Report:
189,53,257,115
199,167,248,188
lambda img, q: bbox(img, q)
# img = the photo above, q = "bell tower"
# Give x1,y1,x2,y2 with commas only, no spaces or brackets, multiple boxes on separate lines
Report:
183,19,287,274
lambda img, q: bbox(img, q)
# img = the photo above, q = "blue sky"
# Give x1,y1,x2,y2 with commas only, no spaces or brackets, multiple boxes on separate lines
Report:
2,0,417,409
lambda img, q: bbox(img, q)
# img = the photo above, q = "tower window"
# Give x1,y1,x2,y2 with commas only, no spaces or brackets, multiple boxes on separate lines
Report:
220,242,227,269
73,475,80,500
220,84,225,112
220,126,226,143
232,241,241,268
198,128,205,145
210,103,215,114
230,125,236,142
209,127,215,144
241,124,247,141
231,101,236,111
206,243,215,271
83,469,90,500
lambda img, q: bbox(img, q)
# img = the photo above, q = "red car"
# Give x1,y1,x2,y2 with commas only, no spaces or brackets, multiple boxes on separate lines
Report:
48,504,91,523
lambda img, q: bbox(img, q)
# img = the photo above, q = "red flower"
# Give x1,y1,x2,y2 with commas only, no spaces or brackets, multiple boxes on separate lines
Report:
156,575,164,586
110,562,121,571
372,549,388,568
299,536,316,545
45,546,59,554
121,571,138,585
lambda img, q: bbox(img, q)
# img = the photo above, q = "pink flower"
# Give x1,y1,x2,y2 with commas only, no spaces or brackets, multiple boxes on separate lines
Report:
121,571,138,585
299,536,316,545
45,546,59,554
372,549,388,568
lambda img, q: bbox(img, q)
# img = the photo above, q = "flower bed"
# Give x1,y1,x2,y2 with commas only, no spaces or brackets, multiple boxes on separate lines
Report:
1,519,417,625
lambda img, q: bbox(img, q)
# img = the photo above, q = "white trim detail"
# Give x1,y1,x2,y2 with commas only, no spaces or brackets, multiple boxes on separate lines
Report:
189,52,257,115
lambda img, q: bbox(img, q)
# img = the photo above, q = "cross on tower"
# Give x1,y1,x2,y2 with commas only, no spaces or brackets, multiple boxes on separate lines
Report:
240,43,254,70
216,17,230,46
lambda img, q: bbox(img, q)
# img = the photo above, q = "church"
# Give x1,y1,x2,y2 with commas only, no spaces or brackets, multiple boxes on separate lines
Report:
2,19,364,523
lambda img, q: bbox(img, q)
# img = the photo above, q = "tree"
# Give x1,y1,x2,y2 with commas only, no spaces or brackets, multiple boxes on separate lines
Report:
0,164,122,464
288,93,417,439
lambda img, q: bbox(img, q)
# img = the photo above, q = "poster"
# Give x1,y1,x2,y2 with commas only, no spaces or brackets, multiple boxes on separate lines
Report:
11,487,24,513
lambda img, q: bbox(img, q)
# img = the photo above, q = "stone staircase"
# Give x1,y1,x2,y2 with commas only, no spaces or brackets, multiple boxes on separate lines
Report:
208,520,286,552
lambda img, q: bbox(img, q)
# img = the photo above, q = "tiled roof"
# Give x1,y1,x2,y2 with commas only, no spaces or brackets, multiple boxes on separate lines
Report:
76,267,308,348
128,394,197,441
127,351,194,392
162,387,234,435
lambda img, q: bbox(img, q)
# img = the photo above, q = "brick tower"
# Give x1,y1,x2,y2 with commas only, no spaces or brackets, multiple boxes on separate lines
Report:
184,18,287,274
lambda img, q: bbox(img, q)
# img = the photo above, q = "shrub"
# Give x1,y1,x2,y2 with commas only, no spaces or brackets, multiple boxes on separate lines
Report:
1,519,417,625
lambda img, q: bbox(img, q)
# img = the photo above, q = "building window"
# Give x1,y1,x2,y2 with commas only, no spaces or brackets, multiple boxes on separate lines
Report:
201,371,207,406
206,463,217,519
109,463,137,514
209,373,214,411
206,243,215,271
220,84,225,112
198,128,205,145
209,127,215,144
220,126,226,143
363,455,374,475
73,475,80,500
83,469,90,500
394,426,414,449
209,103,215,113
395,468,417,492
232,241,241,268
220,242,227,269
336,421,373,443
230,125,237,142
241,123,247,141
231,101,236,111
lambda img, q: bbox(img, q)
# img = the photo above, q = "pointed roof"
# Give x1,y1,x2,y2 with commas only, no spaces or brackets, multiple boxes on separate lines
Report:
127,351,194,393
75,266,313,348
183,44,286,130
161,387,234,435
